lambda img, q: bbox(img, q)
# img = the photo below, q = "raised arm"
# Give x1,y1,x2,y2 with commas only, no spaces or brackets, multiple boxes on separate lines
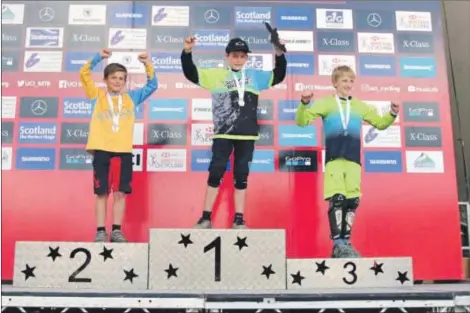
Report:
79,51,104,99
255,42,287,90
180,36,213,90
296,92,329,127
128,52,158,106
362,101,399,130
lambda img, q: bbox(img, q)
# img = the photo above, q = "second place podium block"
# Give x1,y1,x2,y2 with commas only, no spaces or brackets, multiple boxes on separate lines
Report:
148,228,287,290
13,241,148,290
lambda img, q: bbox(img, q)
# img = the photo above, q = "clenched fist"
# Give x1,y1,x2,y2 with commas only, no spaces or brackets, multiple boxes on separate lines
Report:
100,49,111,58
138,52,150,64
390,102,400,115
184,36,196,51
301,91,314,104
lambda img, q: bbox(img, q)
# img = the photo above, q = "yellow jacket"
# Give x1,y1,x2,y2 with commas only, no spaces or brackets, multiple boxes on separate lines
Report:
79,53,157,153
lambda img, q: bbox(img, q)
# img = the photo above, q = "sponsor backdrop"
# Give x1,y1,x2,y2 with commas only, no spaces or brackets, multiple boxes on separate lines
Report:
0,0,462,280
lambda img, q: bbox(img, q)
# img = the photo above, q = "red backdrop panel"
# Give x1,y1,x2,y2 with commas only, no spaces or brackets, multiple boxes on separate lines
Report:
1,0,463,281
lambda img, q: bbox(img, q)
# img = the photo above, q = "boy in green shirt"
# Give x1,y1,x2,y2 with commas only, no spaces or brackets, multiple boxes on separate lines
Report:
296,65,399,258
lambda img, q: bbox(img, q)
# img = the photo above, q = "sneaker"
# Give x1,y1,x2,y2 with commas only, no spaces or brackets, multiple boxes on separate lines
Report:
110,230,128,243
94,230,108,242
232,220,247,229
193,217,211,229
332,244,358,258
345,242,361,258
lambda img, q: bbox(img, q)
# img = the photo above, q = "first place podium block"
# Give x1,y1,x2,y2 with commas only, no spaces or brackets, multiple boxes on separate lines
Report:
148,229,286,291
13,241,148,290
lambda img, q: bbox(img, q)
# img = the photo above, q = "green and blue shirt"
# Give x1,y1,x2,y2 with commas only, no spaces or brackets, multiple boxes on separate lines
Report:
296,95,397,165
181,51,286,140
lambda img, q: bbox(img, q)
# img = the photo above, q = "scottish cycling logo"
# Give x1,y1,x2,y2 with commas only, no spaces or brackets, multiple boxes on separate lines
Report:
396,11,432,31
358,33,394,53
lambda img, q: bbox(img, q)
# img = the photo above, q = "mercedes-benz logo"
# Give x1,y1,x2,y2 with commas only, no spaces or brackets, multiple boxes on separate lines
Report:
38,7,54,22
204,9,219,24
367,13,382,27
31,100,47,116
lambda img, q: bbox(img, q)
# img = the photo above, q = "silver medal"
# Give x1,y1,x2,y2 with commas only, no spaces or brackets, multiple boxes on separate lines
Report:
232,69,246,107
335,95,350,137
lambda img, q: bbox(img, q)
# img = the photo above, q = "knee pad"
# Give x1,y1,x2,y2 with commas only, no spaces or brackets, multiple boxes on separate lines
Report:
207,169,225,188
346,197,360,211
234,174,248,190
329,194,346,211
328,194,346,239
342,197,360,239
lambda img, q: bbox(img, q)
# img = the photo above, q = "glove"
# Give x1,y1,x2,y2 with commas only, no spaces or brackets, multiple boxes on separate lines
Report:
264,22,287,53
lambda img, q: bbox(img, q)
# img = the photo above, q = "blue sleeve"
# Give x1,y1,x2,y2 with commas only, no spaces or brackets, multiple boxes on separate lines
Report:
254,70,274,91
128,63,158,106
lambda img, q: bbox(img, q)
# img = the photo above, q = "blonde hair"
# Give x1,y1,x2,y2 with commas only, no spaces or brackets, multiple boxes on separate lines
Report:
331,65,356,85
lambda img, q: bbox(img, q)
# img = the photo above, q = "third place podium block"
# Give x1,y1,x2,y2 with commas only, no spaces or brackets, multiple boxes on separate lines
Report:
287,257,414,289
148,228,286,291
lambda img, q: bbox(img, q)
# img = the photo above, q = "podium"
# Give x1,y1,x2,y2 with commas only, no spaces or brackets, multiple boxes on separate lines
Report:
12,228,414,291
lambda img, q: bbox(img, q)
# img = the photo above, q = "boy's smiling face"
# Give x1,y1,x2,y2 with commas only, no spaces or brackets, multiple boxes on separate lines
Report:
105,71,127,93
226,51,248,71
334,73,355,98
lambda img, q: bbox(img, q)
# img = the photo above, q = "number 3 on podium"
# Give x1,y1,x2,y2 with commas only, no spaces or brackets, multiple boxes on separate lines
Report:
343,261,358,285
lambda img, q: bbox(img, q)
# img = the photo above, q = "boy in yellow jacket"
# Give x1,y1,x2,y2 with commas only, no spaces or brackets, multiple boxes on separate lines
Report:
296,65,399,258
80,49,158,242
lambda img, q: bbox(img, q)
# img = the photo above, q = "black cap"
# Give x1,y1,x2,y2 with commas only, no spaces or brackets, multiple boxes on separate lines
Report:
225,37,251,54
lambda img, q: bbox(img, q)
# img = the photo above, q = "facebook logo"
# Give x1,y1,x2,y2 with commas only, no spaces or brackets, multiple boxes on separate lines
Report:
65,52,102,72
359,56,396,77
278,124,317,147
364,151,403,173
286,54,314,75
249,150,275,172
148,99,188,120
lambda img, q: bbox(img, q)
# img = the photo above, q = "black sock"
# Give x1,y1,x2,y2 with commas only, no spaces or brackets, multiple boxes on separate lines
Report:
97,227,106,232
202,211,211,220
234,213,244,224
112,224,121,231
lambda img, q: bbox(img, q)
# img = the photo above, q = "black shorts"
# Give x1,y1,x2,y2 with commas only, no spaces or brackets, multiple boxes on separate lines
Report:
92,150,133,195
210,138,255,175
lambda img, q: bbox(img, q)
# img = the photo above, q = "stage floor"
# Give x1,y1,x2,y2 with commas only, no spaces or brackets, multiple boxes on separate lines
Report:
2,283,470,310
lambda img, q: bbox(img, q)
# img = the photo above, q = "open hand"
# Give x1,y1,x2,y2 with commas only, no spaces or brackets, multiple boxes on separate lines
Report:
100,49,111,58
391,102,399,114
301,91,314,104
138,52,150,64
184,36,196,51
